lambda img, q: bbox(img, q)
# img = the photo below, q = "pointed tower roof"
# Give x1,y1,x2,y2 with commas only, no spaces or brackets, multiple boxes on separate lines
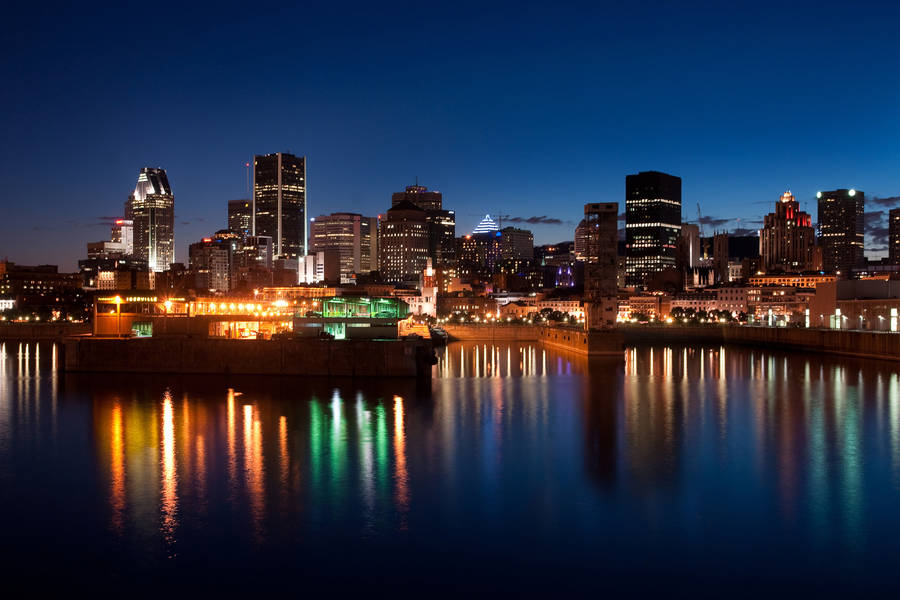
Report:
473,214,499,234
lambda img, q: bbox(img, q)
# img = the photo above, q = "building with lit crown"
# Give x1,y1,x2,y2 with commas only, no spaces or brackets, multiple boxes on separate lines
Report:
128,167,175,272
759,191,816,273
473,214,499,234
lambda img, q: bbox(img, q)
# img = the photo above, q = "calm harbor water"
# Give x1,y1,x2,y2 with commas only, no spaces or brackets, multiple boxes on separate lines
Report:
3,340,900,594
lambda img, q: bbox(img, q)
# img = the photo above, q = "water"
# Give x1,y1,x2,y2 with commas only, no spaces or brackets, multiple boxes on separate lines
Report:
2,340,900,595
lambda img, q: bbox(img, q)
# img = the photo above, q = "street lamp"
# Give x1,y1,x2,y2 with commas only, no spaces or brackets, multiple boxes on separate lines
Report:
113,295,123,338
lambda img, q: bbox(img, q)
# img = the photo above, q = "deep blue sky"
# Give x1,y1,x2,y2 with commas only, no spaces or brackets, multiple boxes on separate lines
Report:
3,0,900,270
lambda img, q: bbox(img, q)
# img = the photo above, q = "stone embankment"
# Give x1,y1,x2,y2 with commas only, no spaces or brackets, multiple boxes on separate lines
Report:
0,322,90,340
443,323,900,362
63,336,435,378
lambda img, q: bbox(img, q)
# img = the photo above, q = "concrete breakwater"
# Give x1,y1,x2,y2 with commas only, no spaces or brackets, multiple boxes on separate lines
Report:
63,336,435,378
0,322,90,340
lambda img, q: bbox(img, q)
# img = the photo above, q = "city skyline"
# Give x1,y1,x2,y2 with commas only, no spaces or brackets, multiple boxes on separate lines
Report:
4,2,900,269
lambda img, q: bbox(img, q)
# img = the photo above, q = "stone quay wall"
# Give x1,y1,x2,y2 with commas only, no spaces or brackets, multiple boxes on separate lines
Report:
442,324,623,356
444,323,900,362
0,322,90,340
63,336,434,378
623,325,900,362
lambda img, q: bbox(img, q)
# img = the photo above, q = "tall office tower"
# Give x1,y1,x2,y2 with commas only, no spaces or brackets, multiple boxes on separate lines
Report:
574,219,590,260
189,236,232,293
891,208,900,265
391,184,455,265
253,152,307,259
379,200,429,282
428,209,456,265
391,183,442,210
817,188,865,275
759,191,815,273
500,227,534,261
110,219,134,255
128,167,175,272
310,212,380,284
228,199,252,240
583,203,619,330
625,171,682,287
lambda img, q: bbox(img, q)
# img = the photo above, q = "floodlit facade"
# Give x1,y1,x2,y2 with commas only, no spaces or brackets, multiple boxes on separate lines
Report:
759,191,815,273
817,189,864,275
128,168,175,272
253,152,307,259
625,171,682,287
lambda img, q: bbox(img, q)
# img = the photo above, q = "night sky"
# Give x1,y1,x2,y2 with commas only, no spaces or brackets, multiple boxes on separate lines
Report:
3,1,900,269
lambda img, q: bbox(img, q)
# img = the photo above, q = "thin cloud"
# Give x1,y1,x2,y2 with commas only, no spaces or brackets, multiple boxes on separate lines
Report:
731,227,759,236
870,196,900,207
501,215,566,225
865,210,889,247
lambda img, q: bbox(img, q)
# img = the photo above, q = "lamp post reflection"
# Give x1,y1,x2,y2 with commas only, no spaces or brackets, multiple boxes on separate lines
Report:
394,395,409,528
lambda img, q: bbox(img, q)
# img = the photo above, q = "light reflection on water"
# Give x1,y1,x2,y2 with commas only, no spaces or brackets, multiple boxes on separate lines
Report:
3,340,900,592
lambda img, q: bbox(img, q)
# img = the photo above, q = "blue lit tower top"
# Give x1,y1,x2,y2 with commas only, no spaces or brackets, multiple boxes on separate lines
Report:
472,214,499,234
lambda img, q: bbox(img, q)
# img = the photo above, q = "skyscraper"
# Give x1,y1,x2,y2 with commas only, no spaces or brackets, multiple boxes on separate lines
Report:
253,153,307,259
625,171,682,287
128,167,174,273
391,184,455,265
189,236,232,293
391,184,442,210
499,227,534,261
759,191,815,273
310,212,380,283
380,200,429,282
891,208,900,265
228,199,252,241
817,188,864,275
